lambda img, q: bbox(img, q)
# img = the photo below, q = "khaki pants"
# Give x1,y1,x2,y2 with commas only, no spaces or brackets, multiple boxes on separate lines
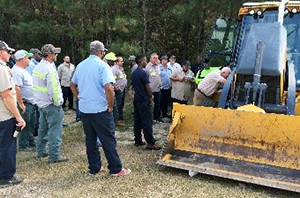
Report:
193,89,208,106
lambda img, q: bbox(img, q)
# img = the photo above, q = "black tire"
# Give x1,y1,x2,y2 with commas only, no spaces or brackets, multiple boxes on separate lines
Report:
200,98,217,107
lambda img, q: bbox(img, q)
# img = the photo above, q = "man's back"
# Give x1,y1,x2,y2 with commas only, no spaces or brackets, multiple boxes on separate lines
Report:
72,55,115,113
132,67,150,103
32,59,62,108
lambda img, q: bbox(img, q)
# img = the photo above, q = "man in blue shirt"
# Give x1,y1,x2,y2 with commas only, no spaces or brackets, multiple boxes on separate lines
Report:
159,55,172,118
131,55,161,150
26,48,42,75
26,48,42,136
71,40,130,176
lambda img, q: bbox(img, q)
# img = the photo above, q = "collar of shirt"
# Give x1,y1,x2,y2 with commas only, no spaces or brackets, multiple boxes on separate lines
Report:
31,58,38,65
14,64,25,71
0,59,7,66
89,54,101,61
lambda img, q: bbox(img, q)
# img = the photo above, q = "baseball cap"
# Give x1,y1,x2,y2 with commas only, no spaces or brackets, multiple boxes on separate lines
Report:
90,40,108,52
105,52,117,61
41,44,61,56
170,55,176,60
0,41,15,52
29,48,42,55
182,60,191,68
129,55,136,61
160,55,168,60
14,50,33,60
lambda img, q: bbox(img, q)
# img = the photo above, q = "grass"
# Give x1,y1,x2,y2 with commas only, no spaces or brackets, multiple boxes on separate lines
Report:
0,102,299,198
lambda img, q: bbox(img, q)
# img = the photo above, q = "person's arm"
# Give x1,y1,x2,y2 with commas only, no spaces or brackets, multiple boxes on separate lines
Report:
57,65,62,81
145,83,153,99
219,78,227,84
2,89,26,129
170,70,184,82
70,82,79,98
15,85,26,113
104,83,114,113
46,70,61,106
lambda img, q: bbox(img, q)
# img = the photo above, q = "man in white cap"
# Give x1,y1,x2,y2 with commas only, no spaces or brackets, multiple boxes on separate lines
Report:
0,41,26,187
12,50,36,151
32,44,68,163
71,40,131,176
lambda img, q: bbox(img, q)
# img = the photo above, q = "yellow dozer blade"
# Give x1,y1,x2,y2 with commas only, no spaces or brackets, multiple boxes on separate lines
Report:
158,103,300,192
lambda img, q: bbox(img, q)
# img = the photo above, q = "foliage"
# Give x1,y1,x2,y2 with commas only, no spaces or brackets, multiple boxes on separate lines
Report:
0,0,258,64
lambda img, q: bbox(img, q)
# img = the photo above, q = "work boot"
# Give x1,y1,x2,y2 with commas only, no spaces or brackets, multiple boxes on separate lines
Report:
146,144,162,150
37,153,48,158
116,120,124,127
0,176,23,188
48,156,69,164
134,141,146,147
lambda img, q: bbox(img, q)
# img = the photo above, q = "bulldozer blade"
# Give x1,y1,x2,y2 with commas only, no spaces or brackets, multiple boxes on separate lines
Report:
158,103,300,193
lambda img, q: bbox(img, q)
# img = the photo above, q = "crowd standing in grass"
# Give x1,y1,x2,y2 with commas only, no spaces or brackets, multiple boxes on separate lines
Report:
0,38,232,188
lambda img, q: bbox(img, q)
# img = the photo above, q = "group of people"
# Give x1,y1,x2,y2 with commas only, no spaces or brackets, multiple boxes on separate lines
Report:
0,38,231,188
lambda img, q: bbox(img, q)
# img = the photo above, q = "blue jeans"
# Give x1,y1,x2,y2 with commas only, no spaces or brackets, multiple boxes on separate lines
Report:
81,111,122,174
133,101,156,145
0,118,17,180
153,92,161,120
18,102,36,149
116,90,126,120
37,105,63,160
113,95,119,122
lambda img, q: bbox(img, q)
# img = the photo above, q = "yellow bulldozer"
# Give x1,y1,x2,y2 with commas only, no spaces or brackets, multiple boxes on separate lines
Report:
158,0,300,193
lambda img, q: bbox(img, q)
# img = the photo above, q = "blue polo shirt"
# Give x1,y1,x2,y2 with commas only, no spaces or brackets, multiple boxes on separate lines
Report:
132,67,150,103
160,64,172,90
26,58,39,75
72,55,115,113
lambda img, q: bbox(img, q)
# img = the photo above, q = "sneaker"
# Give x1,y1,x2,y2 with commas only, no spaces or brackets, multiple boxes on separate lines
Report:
0,176,23,188
76,118,82,122
134,141,146,147
110,168,131,177
146,144,162,150
48,155,69,164
154,119,164,124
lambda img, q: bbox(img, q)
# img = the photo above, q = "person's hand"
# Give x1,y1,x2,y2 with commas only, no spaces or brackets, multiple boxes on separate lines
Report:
20,103,26,114
108,107,113,113
114,85,119,92
179,77,184,82
16,116,26,130
150,95,154,102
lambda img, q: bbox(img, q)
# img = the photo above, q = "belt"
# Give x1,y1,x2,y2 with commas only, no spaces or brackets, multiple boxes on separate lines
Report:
196,88,209,98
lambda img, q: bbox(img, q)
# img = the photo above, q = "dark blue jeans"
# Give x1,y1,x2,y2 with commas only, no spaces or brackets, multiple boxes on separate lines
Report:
160,89,171,117
81,111,122,174
76,99,81,120
133,101,156,145
0,118,16,180
116,90,126,120
62,86,74,109
153,92,161,120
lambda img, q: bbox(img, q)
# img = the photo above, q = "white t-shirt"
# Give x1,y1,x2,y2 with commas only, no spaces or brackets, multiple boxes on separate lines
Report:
197,69,224,97
167,62,181,74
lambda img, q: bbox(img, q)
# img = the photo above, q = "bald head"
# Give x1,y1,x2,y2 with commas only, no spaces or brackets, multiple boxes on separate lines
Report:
221,67,231,79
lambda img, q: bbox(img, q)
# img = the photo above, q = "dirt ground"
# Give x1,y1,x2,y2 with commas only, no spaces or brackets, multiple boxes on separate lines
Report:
0,106,299,198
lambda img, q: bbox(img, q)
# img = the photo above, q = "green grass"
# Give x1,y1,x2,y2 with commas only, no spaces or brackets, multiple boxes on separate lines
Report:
0,103,299,198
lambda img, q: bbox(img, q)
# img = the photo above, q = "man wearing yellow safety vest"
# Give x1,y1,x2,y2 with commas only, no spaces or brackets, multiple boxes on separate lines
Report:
194,66,220,85
32,44,68,163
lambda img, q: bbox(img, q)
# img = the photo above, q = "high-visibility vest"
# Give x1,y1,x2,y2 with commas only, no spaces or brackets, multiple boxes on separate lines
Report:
194,67,219,84
32,59,63,108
